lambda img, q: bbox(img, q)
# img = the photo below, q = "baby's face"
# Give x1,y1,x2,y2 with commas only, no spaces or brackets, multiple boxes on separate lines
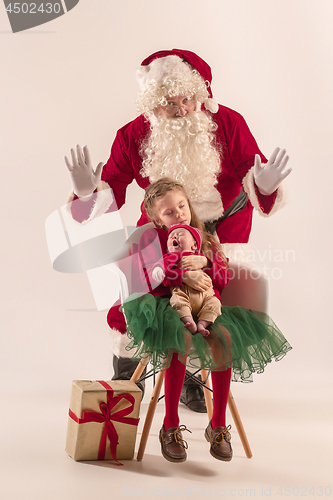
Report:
167,228,197,253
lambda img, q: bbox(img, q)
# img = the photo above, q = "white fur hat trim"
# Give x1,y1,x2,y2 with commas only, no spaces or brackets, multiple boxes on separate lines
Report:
204,98,219,113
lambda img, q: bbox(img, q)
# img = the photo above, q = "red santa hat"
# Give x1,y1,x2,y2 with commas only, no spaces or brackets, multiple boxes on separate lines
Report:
136,49,219,114
168,224,203,254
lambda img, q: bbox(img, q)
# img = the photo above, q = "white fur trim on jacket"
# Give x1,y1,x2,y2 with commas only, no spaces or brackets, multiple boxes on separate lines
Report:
66,181,113,224
242,166,288,217
109,328,137,358
220,242,249,262
191,185,224,222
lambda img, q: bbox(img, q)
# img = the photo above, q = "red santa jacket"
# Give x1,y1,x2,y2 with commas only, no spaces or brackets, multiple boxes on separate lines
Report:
71,105,278,244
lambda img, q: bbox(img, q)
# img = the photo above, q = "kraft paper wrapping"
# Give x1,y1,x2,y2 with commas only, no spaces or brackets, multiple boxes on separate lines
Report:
65,380,141,461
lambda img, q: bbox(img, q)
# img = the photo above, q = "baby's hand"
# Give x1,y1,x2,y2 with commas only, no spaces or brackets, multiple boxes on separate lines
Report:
179,255,208,270
152,266,165,283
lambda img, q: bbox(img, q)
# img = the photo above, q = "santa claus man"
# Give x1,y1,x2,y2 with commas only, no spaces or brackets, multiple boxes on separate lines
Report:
65,49,291,411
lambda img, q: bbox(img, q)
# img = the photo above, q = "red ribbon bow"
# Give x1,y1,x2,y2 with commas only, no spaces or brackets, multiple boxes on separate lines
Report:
69,380,140,465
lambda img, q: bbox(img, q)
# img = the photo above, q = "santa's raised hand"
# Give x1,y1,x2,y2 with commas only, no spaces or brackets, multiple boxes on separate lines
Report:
254,147,291,196
64,145,104,199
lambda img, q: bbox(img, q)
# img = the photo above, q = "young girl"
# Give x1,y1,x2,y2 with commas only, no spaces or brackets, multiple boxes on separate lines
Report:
122,178,291,464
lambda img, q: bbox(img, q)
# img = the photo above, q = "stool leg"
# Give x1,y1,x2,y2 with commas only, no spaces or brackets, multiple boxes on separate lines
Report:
130,356,149,384
137,369,165,461
228,390,252,458
200,369,213,422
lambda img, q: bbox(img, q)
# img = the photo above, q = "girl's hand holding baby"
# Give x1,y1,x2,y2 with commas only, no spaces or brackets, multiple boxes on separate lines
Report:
179,255,208,270
182,270,212,292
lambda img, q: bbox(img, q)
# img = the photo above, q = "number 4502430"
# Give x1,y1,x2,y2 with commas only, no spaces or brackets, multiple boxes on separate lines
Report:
6,3,61,14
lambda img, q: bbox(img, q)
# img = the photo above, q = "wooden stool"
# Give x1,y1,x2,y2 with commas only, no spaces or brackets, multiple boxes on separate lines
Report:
131,359,252,460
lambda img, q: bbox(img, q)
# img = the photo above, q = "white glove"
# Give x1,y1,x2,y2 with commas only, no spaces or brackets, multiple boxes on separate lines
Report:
254,147,292,196
64,145,104,198
152,266,165,283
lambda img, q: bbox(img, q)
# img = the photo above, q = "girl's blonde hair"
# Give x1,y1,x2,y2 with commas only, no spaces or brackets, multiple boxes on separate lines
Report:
144,177,226,262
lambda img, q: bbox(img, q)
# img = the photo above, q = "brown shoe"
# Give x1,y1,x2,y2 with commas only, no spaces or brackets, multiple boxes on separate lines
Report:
205,421,233,461
159,425,191,463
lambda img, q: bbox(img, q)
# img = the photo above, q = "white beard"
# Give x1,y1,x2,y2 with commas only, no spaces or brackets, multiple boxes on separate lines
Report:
140,111,224,222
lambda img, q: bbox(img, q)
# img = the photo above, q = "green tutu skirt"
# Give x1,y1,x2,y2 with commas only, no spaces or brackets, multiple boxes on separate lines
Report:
121,293,292,382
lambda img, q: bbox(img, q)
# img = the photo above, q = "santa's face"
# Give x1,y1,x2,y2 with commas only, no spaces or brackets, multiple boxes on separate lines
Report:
156,95,196,118
167,227,197,253
153,189,191,228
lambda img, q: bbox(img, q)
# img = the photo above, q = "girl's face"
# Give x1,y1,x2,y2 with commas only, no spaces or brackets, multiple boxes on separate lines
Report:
153,189,191,228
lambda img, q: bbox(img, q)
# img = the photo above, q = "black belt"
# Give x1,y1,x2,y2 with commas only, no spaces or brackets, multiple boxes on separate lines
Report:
204,188,248,235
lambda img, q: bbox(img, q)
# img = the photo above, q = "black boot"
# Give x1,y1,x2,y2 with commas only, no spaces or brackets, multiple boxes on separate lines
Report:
179,370,207,413
112,355,146,397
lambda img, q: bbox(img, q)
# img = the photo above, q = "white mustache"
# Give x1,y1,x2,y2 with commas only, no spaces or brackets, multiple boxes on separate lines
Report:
164,115,205,135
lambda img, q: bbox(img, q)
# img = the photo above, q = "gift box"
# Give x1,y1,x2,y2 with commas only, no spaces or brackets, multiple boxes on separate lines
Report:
65,380,141,463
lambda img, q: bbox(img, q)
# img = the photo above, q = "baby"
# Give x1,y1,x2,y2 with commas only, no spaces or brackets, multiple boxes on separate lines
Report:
153,224,222,337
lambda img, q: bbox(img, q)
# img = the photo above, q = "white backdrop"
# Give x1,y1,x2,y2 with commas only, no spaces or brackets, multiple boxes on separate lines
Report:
1,0,332,496
2,0,332,389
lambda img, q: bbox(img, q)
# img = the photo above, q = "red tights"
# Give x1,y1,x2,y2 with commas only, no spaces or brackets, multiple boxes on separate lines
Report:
163,352,232,430
211,367,232,429
163,353,186,430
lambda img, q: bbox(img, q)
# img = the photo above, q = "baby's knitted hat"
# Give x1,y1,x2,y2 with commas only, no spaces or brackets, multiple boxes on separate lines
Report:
168,224,202,253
